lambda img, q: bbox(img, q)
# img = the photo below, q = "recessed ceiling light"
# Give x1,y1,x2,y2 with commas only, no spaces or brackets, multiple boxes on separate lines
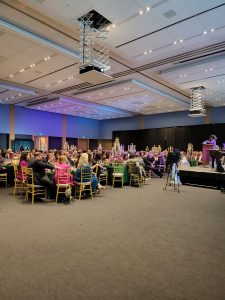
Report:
146,6,150,11
112,24,116,28
203,31,207,35
210,28,215,32
139,10,143,15
58,80,62,83
30,64,35,68
20,69,25,73
173,41,177,45
149,49,152,53
210,68,213,71
144,51,147,55
18,93,22,97
9,74,14,78
179,39,183,43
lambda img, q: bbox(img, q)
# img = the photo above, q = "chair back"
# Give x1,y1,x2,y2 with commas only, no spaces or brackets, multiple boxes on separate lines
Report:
80,167,92,183
26,168,34,185
13,165,18,178
128,162,140,175
113,165,124,174
21,166,28,181
57,172,71,185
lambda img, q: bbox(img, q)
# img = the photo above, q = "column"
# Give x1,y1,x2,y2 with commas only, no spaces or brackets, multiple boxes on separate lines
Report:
140,115,145,129
9,104,15,149
62,114,67,149
204,106,211,124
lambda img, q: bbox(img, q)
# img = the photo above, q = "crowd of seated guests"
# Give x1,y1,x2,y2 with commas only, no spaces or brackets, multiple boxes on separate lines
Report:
179,151,203,167
0,146,167,181
3,145,206,200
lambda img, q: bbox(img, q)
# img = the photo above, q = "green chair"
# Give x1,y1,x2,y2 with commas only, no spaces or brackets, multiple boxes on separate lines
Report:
112,165,124,188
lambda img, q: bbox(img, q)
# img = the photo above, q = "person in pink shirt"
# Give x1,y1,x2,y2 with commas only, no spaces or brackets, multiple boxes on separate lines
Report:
17,152,29,180
54,155,73,185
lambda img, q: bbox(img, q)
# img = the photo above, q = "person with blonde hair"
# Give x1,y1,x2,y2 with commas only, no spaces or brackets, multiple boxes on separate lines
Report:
75,153,104,191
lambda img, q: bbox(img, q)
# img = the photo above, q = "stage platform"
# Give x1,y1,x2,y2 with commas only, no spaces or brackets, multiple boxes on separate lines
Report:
179,165,225,189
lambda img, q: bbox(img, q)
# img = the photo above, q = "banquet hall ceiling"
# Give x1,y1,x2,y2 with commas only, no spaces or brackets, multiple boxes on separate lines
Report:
0,0,225,119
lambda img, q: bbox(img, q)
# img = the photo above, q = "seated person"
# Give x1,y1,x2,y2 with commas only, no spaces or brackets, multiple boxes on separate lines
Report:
127,154,146,177
17,151,29,180
28,152,58,196
179,152,190,167
54,155,73,185
91,153,107,178
75,153,104,191
143,154,162,177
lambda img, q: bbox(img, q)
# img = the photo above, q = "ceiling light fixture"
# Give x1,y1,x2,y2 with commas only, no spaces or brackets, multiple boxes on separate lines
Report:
146,7,150,11
203,31,207,35
139,10,143,15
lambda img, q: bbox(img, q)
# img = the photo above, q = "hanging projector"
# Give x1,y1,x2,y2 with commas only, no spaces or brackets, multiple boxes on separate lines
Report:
77,10,113,85
188,108,206,117
188,86,206,117
79,64,112,84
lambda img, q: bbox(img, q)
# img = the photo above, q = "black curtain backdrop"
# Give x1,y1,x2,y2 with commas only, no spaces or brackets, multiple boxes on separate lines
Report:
89,139,98,150
66,138,78,147
48,136,62,150
113,123,225,151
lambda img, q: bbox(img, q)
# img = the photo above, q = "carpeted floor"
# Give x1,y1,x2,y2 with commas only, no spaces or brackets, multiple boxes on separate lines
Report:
0,179,225,300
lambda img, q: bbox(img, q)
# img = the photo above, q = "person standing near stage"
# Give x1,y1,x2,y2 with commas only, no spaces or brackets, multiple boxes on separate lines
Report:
207,134,217,145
